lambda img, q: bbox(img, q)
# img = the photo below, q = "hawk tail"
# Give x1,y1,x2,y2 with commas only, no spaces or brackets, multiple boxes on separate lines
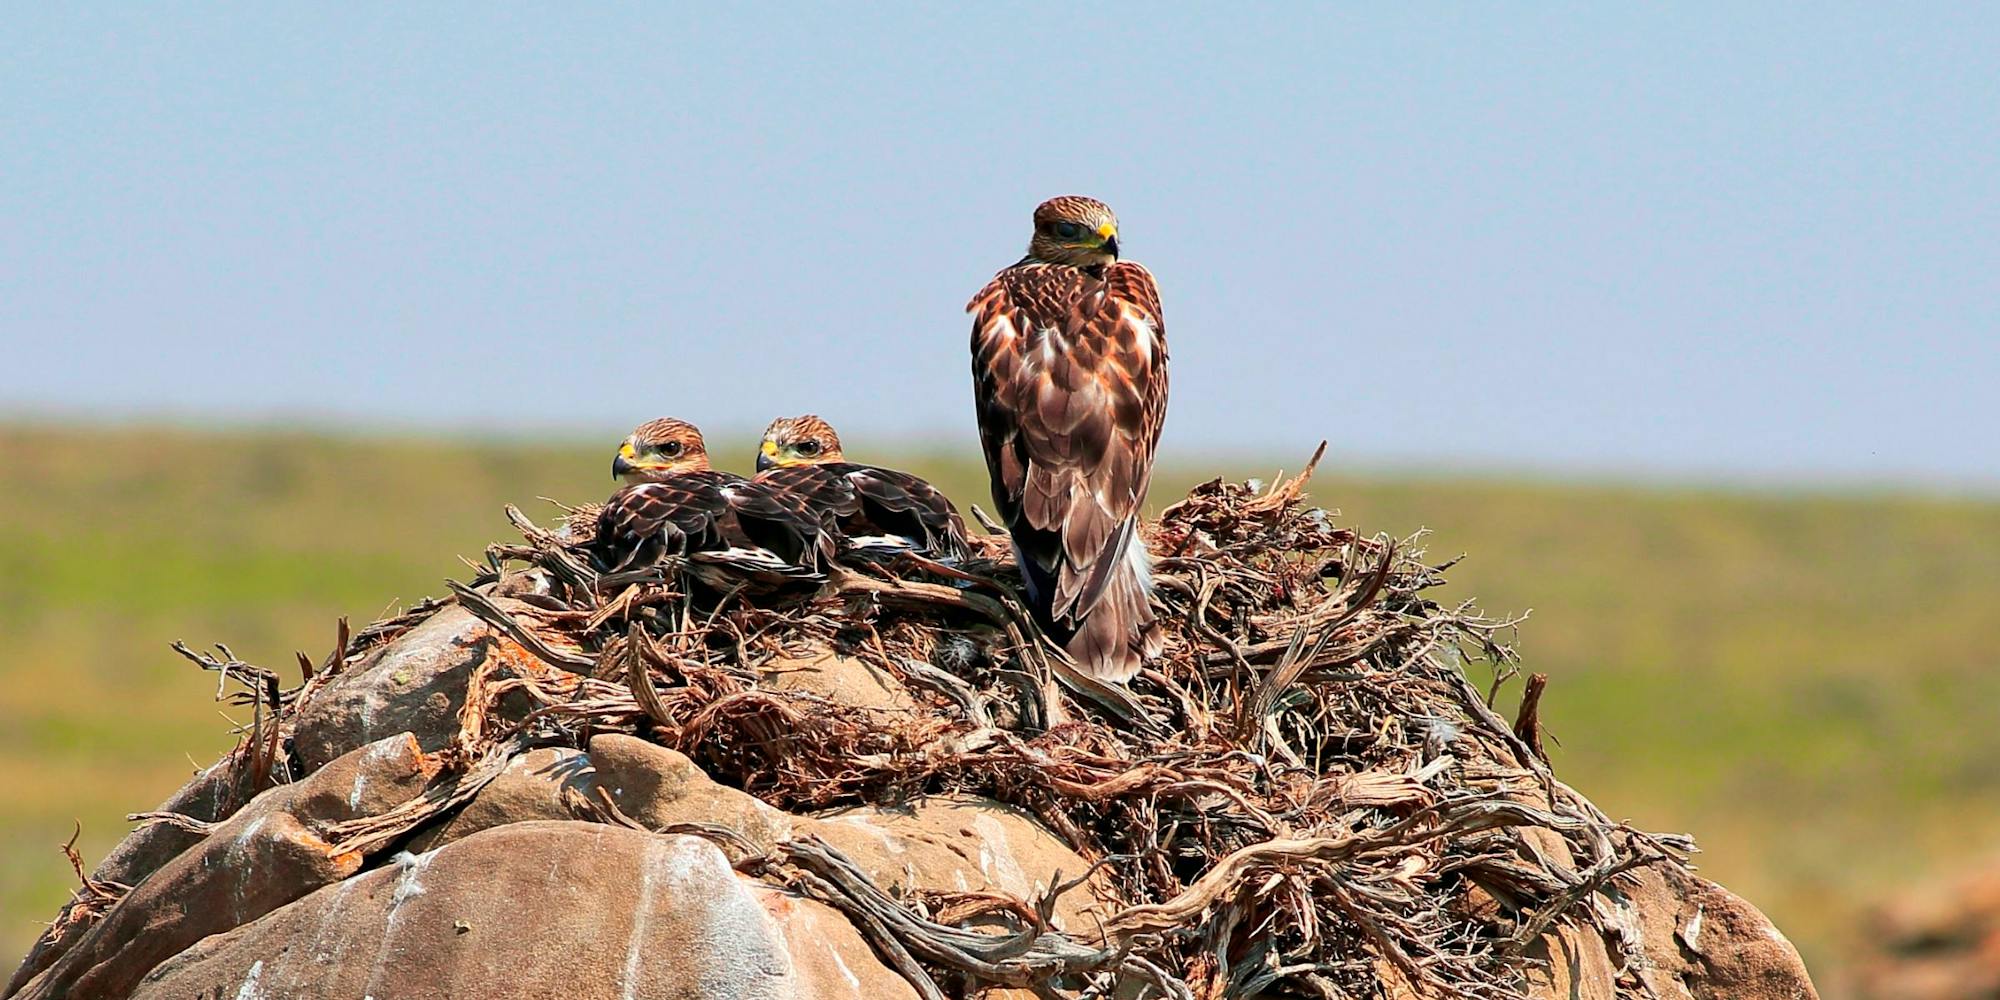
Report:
1059,534,1163,683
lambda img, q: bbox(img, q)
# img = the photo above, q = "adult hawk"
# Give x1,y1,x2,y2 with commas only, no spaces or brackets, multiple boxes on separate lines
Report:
588,417,826,586
968,196,1169,682
753,414,970,562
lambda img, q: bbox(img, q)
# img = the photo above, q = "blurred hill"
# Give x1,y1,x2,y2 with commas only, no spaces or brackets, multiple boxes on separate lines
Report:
3,422,1997,992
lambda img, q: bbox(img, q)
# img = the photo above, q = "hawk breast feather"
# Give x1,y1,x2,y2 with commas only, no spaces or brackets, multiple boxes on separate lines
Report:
969,260,1168,622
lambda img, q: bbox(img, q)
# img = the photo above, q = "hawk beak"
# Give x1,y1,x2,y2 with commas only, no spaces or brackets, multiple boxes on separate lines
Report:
612,454,636,479
1102,234,1119,259
756,439,779,473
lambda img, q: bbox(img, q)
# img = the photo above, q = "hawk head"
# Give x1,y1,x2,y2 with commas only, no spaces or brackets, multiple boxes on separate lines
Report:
757,415,845,472
613,417,712,483
1026,196,1120,267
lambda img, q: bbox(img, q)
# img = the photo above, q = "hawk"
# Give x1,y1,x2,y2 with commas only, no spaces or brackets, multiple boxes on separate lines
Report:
968,195,1169,682
588,417,826,586
754,414,970,562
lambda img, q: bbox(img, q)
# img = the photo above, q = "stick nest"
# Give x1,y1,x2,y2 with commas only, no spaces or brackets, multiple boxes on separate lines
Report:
240,451,1694,999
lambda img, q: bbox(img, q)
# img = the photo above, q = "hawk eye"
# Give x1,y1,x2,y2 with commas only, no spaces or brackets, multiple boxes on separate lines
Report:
660,441,683,457
797,441,821,456
1053,221,1086,241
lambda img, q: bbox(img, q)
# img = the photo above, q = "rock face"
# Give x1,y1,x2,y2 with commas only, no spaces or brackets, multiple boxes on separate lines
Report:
402,734,1111,933
6,596,1817,999
1490,825,1814,1000
129,823,918,1000
290,603,552,770
11,732,438,1000
4,747,261,994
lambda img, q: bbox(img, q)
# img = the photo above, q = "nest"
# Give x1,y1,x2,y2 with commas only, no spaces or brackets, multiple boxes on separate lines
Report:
190,450,1693,999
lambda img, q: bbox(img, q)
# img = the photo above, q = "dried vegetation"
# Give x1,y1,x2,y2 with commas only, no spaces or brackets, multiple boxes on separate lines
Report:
156,447,1691,999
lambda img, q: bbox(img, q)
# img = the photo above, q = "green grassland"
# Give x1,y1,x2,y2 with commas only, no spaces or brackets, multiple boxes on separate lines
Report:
3,423,1997,986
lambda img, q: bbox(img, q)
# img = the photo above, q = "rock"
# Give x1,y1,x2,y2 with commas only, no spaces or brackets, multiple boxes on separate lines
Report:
126,821,917,1000
588,734,1107,933
759,649,919,712
1852,853,2000,999
291,602,566,770
5,598,1821,1000
291,606,492,769
401,733,1112,937
1482,799,1816,1000
407,747,594,851
590,734,798,848
4,748,262,997
13,733,437,1000
1614,865,1818,1000
813,797,1109,933
1521,923,1619,1000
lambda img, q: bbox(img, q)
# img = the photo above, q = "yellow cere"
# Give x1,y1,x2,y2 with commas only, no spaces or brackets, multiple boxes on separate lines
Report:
1096,223,1117,240
618,440,637,461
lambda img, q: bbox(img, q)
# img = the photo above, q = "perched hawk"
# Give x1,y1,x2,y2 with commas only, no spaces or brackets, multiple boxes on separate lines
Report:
968,196,1169,682
754,414,970,562
588,418,826,586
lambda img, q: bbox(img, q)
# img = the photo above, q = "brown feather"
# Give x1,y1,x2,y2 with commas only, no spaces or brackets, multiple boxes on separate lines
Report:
587,470,825,580
969,206,1169,683
754,416,969,562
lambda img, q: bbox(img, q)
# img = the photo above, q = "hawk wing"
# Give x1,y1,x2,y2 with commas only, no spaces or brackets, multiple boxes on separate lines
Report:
968,260,1168,622
755,465,862,523
834,463,971,561
588,474,735,573
757,464,970,561
588,472,825,577
711,476,831,573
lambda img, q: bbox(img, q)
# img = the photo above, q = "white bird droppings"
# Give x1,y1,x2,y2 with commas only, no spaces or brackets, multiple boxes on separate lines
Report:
232,959,265,1000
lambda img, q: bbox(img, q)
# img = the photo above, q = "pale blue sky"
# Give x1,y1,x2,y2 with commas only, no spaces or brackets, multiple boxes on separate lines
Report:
3,6,1994,485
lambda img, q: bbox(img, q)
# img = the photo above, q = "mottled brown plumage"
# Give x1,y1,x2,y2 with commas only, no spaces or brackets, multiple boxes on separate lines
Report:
755,415,970,562
969,196,1169,682
587,418,826,585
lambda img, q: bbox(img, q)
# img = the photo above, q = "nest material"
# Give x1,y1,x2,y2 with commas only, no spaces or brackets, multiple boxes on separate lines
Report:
177,451,1693,999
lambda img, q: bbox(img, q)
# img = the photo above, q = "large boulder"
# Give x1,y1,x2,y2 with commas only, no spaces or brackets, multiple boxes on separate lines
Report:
4,747,263,996
290,603,570,769
128,822,916,1000
12,733,437,1000
408,733,1110,934
1509,823,1817,1000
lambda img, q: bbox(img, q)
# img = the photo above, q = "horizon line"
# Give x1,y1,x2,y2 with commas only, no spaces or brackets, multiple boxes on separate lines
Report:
4,406,1996,502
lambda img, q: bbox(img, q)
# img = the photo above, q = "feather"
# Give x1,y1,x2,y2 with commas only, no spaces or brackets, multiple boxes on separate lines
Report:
970,226,1170,683
586,470,826,583
755,462,969,562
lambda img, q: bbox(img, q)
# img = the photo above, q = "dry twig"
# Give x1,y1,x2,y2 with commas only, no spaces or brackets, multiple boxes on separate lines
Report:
156,450,1688,1000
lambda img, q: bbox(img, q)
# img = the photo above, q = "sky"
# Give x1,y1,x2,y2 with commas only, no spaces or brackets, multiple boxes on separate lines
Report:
2,6,1995,486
